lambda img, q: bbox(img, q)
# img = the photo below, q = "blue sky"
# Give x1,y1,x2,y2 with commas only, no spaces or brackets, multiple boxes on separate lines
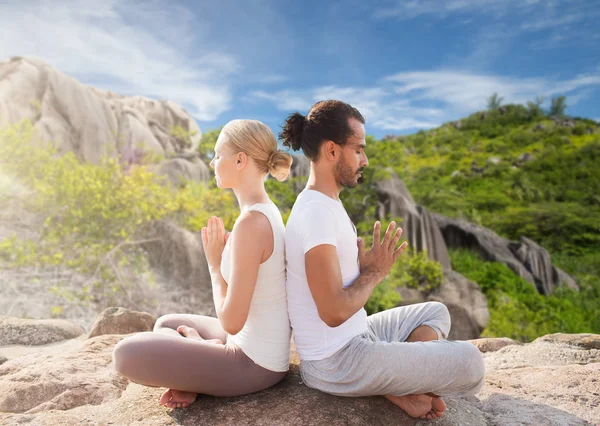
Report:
1,0,599,139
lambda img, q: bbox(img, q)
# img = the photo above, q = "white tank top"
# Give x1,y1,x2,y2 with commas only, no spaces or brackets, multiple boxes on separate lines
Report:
220,202,291,372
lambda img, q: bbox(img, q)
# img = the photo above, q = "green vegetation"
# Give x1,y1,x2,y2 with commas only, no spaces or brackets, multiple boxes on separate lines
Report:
0,120,238,305
365,100,600,339
3,96,599,340
450,249,600,341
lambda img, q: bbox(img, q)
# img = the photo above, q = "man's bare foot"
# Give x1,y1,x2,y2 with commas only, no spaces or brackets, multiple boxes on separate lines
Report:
159,388,197,409
177,326,223,344
384,393,446,419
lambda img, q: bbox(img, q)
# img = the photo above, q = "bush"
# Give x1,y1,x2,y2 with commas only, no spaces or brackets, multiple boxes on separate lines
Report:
0,120,238,305
450,249,600,341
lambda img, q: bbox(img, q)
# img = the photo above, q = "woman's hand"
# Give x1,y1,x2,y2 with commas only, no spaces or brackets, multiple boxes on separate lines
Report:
201,216,227,272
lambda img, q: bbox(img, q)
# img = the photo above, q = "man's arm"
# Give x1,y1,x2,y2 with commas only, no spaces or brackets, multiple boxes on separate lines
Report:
305,221,408,327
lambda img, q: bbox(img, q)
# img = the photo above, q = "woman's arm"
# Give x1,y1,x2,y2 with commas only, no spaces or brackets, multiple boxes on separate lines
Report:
201,213,272,335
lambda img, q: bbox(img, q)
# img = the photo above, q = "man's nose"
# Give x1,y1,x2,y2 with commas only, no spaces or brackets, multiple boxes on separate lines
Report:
361,153,369,168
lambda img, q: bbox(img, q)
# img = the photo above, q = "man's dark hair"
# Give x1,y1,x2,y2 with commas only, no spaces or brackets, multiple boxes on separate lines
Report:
279,100,365,161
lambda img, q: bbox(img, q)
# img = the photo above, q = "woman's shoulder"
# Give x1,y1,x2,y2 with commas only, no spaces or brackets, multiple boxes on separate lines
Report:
231,210,273,243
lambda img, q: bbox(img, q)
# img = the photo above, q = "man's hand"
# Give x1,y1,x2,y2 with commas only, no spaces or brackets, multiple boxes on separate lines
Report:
357,221,408,280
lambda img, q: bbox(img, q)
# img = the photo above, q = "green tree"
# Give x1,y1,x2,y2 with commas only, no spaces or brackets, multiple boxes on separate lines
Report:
198,127,222,160
549,96,567,117
526,95,546,118
487,92,504,110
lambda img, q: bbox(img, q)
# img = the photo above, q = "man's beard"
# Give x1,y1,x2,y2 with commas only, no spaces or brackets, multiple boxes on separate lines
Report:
335,154,364,189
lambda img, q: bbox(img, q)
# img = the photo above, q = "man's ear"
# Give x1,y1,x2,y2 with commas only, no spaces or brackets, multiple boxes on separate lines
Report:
324,140,338,162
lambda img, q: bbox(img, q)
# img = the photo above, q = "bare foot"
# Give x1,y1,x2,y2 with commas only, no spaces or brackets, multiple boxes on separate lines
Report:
177,326,223,345
159,388,197,409
384,394,446,419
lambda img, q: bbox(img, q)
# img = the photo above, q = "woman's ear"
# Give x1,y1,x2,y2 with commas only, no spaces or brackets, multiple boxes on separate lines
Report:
236,152,248,170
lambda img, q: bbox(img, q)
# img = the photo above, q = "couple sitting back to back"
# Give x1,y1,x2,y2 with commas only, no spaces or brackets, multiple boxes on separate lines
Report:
113,100,485,420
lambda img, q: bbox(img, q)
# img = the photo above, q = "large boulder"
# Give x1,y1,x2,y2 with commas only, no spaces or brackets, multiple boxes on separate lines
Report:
87,307,156,338
150,157,210,187
0,334,128,414
0,316,84,346
0,56,203,176
432,213,577,295
397,270,489,340
1,325,598,425
375,172,451,269
139,220,215,315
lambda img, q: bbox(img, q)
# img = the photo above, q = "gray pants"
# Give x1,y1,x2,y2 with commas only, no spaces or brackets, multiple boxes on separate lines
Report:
299,302,485,397
112,314,286,397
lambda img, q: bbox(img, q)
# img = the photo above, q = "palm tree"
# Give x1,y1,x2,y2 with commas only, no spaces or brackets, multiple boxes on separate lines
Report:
549,96,567,117
487,92,504,110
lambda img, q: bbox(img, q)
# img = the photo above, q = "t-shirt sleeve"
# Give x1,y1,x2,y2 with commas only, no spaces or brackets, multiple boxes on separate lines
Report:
297,203,337,254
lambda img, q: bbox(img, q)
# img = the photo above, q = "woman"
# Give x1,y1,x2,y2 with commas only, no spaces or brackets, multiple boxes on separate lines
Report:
113,119,293,408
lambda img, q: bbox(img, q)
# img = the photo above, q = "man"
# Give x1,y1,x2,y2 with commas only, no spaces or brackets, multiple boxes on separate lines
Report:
280,100,485,420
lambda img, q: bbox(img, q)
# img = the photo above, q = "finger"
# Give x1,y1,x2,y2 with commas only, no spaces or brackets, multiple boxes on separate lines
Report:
209,217,216,240
383,221,396,248
393,241,409,260
389,227,403,251
372,221,381,247
201,227,208,247
225,232,231,244
217,217,225,241
357,237,366,259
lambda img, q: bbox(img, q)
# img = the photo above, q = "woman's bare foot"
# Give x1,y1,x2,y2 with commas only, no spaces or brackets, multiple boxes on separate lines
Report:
159,389,197,409
384,393,446,419
177,326,223,344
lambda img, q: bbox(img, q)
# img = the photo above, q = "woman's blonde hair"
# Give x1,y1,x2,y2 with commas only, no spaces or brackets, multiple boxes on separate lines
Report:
220,119,293,181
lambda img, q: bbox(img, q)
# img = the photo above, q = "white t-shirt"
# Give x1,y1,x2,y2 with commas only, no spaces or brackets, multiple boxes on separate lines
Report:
285,189,368,361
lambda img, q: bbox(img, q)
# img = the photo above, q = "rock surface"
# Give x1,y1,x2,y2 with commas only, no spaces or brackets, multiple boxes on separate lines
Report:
0,314,597,425
0,56,208,187
433,212,577,295
375,171,451,269
88,307,156,338
397,270,489,340
468,337,522,353
0,57,201,163
0,316,84,346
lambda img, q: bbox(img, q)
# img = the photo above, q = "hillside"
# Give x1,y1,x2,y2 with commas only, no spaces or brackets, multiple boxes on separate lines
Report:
364,105,600,340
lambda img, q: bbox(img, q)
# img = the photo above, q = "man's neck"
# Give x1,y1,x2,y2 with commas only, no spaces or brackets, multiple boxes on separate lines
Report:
306,165,341,201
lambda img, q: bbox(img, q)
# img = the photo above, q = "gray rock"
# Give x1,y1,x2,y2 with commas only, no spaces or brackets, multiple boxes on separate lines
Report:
0,356,7,365
288,154,310,179
534,333,600,350
0,56,201,165
139,220,215,314
0,316,84,346
486,157,501,166
515,153,535,165
375,171,451,269
430,270,489,340
2,331,598,425
468,337,522,353
433,213,577,295
88,307,156,338
396,270,489,340
151,157,210,186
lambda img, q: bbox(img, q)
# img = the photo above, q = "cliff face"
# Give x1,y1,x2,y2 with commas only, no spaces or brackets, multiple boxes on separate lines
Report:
0,56,202,165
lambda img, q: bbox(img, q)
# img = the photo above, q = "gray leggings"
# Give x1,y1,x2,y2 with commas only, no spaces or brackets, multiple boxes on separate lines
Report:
112,314,286,396
300,302,486,397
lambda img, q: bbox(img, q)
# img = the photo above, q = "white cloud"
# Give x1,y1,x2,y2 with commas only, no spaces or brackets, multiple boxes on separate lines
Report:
0,0,238,121
247,69,600,132
373,0,600,51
